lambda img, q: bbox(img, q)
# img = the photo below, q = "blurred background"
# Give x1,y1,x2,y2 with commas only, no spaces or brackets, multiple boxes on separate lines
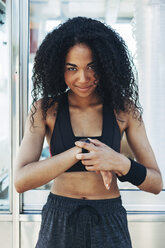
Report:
0,0,165,247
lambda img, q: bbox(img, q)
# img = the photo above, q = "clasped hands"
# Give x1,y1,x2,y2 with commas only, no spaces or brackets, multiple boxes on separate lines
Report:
75,138,125,190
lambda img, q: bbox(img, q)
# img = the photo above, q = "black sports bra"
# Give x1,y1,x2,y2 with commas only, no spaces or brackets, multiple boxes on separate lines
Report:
50,92,121,172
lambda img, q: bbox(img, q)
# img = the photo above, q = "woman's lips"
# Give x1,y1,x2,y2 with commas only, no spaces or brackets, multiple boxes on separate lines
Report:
76,85,92,92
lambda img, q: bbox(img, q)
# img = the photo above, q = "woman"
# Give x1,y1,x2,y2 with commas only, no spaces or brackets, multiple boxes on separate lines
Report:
14,17,163,248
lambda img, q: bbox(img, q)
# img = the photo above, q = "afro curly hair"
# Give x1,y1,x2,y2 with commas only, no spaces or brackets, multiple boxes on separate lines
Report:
31,16,142,126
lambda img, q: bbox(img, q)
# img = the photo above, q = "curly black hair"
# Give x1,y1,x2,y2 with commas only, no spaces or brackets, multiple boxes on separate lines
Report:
31,16,142,126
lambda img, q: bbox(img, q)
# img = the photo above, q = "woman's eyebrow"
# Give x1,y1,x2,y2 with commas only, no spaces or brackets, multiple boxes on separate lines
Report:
65,63,77,67
87,61,94,66
65,61,94,67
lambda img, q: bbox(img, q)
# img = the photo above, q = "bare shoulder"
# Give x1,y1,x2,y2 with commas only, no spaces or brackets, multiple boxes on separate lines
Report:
29,98,59,130
45,99,59,145
28,98,46,134
114,109,129,134
45,100,59,126
114,108,143,158
114,108,142,131
29,98,59,145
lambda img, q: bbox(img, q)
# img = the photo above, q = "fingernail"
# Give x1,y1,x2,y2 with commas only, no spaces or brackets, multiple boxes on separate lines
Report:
106,184,110,190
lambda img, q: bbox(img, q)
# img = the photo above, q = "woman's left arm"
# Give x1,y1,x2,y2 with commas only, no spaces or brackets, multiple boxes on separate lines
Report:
124,114,163,194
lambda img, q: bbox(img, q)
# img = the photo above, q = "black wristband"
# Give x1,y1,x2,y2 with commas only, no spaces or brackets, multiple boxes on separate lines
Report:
117,158,147,186
79,138,90,153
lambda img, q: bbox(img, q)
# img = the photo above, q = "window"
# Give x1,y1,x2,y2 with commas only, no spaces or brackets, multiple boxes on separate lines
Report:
23,0,165,212
0,0,10,212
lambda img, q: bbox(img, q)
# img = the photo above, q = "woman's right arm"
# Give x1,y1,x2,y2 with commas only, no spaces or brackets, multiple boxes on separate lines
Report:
14,101,81,193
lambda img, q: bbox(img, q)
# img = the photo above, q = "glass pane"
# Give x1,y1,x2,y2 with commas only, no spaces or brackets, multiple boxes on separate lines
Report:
0,0,10,211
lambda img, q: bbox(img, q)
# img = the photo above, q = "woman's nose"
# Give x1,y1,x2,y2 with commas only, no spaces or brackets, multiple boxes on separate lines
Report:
78,70,89,83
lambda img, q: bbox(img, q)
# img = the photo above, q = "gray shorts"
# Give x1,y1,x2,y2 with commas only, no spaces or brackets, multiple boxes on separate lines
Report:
35,193,132,248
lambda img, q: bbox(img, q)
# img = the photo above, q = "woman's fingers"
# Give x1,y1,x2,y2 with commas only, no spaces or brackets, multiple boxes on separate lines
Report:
84,167,113,190
100,170,113,190
85,165,97,171
76,152,94,160
75,141,96,152
88,138,105,147
75,138,105,151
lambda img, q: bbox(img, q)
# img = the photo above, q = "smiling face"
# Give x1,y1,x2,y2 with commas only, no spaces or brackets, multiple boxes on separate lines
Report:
64,43,99,98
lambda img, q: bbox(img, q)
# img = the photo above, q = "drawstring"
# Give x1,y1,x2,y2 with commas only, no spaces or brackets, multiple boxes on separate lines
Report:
68,204,101,227
67,204,101,247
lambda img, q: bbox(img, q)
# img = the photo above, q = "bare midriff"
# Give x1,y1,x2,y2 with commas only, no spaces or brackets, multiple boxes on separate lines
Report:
51,172,120,200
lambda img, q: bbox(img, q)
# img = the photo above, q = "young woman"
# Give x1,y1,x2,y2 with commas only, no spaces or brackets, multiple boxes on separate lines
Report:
14,17,163,248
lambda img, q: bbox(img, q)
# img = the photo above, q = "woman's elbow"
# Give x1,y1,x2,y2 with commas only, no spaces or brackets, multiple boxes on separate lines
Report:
148,169,164,194
14,185,24,194
14,173,27,193
14,179,24,193
153,180,164,195
151,174,164,194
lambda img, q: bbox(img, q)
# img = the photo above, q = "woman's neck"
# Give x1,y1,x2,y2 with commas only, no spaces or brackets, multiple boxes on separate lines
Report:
67,90,102,108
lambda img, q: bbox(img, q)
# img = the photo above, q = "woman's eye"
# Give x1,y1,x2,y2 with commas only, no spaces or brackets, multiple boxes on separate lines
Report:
67,67,77,71
88,66,95,70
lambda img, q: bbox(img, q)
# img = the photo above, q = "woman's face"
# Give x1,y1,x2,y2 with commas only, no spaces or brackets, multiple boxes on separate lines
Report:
64,43,98,98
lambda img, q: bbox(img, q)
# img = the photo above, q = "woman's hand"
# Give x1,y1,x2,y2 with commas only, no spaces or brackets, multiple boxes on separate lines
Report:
75,138,130,190
75,138,130,175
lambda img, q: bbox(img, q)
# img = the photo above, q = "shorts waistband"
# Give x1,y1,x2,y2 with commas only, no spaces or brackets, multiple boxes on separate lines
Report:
47,192,122,214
